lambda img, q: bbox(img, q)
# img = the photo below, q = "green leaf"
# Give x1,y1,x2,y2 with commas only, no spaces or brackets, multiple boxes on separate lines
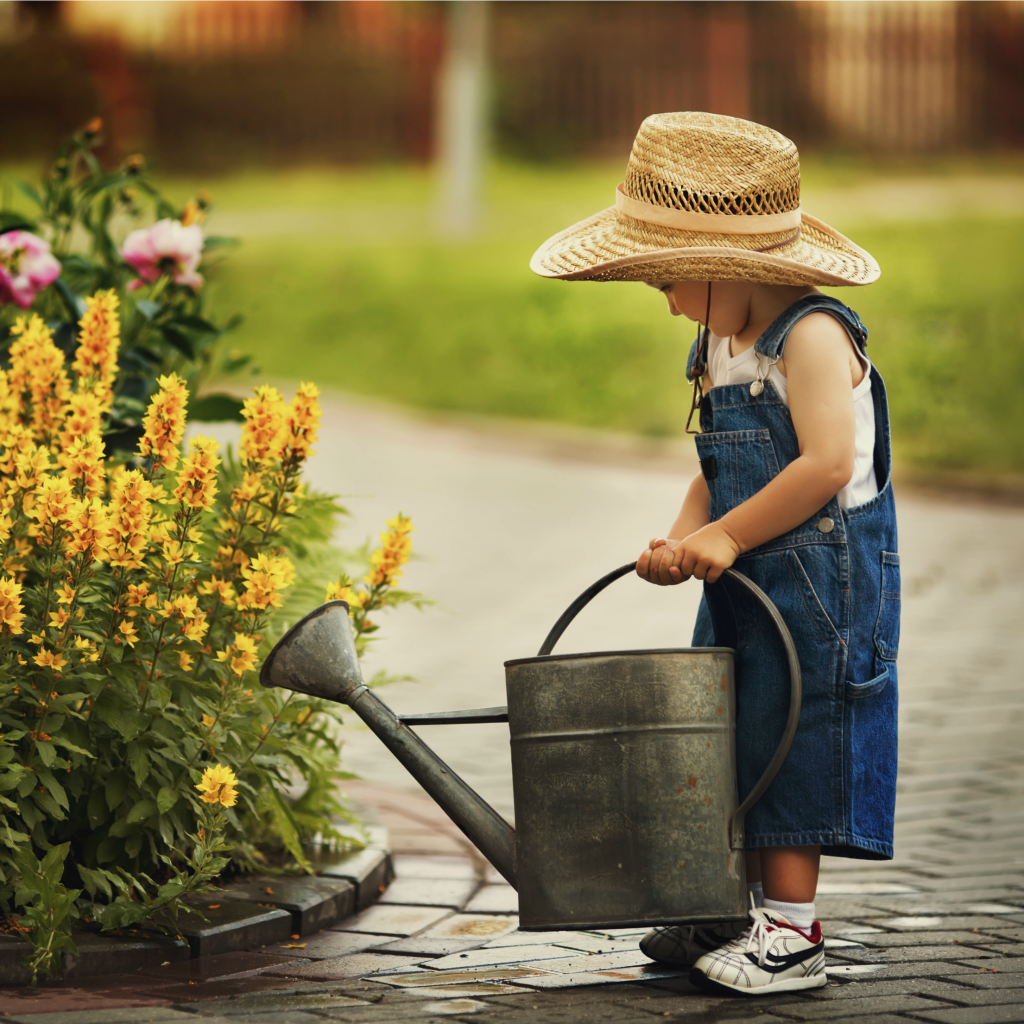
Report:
78,865,112,899
108,816,136,838
0,211,36,232
136,300,161,320
160,325,194,359
127,742,150,787
34,739,56,767
53,276,85,322
189,393,245,423
267,787,312,873
105,772,129,811
156,787,178,814
126,799,157,824
51,736,94,759
14,180,42,207
173,315,219,334
36,769,68,811
87,786,107,828
202,235,240,251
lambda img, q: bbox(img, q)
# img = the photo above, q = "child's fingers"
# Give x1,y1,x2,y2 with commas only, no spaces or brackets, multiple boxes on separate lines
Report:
636,548,652,579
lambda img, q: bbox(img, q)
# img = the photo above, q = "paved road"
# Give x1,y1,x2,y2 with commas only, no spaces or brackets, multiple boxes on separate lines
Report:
284,394,1024,893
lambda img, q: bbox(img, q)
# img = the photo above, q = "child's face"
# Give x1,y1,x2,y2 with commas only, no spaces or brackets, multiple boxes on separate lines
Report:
647,281,711,321
647,280,755,338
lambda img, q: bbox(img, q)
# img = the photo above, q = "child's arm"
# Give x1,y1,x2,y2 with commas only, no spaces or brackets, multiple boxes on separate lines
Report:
642,313,859,585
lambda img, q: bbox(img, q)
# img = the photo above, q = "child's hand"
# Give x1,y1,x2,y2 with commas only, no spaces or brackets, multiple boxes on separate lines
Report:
636,538,689,586
671,523,741,584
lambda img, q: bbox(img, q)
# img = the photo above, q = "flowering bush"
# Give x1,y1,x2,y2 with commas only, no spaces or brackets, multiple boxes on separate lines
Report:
0,291,422,976
1,119,248,445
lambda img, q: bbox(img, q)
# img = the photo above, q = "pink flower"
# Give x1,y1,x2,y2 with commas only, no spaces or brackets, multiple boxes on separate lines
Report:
121,219,204,291
0,231,62,309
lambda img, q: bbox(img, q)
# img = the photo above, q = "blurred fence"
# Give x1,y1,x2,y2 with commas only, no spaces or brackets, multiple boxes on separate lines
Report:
1,0,1022,170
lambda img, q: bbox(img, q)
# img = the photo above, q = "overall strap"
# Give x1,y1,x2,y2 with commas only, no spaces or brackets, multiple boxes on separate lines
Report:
754,294,868,360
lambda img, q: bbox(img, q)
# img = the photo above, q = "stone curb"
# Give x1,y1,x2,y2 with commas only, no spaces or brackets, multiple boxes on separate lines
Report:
0,827,393,988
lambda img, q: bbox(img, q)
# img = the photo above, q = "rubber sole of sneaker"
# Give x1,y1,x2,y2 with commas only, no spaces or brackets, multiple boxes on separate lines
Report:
689,967,828,997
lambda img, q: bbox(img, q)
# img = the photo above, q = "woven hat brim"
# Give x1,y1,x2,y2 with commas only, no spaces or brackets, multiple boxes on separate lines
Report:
530,209,880,287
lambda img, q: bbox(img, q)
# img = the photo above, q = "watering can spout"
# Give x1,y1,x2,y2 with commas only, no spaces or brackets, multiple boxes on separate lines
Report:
260,601,517,888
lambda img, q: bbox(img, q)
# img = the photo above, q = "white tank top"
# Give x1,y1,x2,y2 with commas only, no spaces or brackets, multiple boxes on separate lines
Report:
706,333,879,509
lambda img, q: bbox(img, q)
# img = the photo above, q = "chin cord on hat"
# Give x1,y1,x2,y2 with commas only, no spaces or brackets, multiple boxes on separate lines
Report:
685,283,713,435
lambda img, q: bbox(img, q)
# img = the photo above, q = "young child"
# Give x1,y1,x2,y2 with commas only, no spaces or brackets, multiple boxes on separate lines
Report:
531,113,899,996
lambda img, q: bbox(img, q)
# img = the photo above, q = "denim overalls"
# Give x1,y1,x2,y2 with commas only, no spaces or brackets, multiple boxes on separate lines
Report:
687,295,900,860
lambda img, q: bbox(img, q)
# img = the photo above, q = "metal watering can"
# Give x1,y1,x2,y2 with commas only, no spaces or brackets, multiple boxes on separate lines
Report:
260,565,801,931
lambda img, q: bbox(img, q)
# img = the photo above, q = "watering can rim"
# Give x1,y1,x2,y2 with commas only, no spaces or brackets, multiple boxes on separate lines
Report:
259,598,350,691
504,645,736,669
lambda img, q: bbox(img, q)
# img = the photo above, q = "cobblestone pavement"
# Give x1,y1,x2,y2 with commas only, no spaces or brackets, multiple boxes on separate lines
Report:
4,399,1019,1021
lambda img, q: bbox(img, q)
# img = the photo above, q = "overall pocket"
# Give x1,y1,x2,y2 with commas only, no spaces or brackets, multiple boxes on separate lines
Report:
873,551,901,661
694,429,781,521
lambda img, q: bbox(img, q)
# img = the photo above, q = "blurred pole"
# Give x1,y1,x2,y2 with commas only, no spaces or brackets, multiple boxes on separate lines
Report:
436,1,489,237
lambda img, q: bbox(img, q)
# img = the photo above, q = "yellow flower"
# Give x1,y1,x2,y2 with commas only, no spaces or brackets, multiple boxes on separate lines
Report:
215,632,260,677
48,608,70,629
33,648,67,673
13,443,51,492
138,373,188,471
118,619,139,648
64,497,109,562
181,615,209,644
8,315,70,441
59,391,105,447
239,385,286,467
198,576,236,606
237,553,293,613
58,431,105,497
178,651,194,671
72,290,120,407
201,713,216,729
230,470,264,508
106,468,156,569
56,582,76,605
364,514,413,588
0,576,25,636
324,580,368,611
162,593,199,621
195,763,238,807
173,435,220,512
73,637,98,662
126,582,151,607
280,382,321,465
30,474,76,547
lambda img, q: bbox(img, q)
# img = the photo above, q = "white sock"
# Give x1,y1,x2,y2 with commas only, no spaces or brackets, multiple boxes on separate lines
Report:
746,881,764,908
762,897,815,931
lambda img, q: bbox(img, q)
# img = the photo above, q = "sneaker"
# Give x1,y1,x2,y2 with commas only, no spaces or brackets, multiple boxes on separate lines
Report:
639,920,748,967
689,905,827,996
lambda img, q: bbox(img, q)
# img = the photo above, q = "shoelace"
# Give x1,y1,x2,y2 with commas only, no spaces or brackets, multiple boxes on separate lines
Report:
741,911,778,967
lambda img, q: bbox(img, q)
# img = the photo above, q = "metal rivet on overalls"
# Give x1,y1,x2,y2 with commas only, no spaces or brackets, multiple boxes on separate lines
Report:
816,517,835,534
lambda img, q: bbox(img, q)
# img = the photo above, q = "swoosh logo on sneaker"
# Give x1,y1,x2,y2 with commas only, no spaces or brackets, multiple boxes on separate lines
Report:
743,941,824,974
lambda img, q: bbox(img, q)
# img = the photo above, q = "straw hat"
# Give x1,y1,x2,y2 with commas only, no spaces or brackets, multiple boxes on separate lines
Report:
530,112,879,287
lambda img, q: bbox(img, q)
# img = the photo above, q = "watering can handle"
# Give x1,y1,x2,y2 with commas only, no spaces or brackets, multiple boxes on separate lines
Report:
536,563,802,850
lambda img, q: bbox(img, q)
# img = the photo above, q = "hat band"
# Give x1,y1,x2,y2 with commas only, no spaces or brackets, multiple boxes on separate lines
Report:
615,184,802,236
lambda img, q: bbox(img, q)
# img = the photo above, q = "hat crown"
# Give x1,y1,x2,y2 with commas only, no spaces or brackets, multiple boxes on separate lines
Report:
624,112,801,218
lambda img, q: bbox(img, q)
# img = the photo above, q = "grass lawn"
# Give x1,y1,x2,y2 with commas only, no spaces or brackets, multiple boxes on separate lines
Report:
5,158,1023,479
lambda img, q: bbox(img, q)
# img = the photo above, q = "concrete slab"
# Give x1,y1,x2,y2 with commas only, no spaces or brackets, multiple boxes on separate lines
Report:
332,903,452,937
419,914,519,942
